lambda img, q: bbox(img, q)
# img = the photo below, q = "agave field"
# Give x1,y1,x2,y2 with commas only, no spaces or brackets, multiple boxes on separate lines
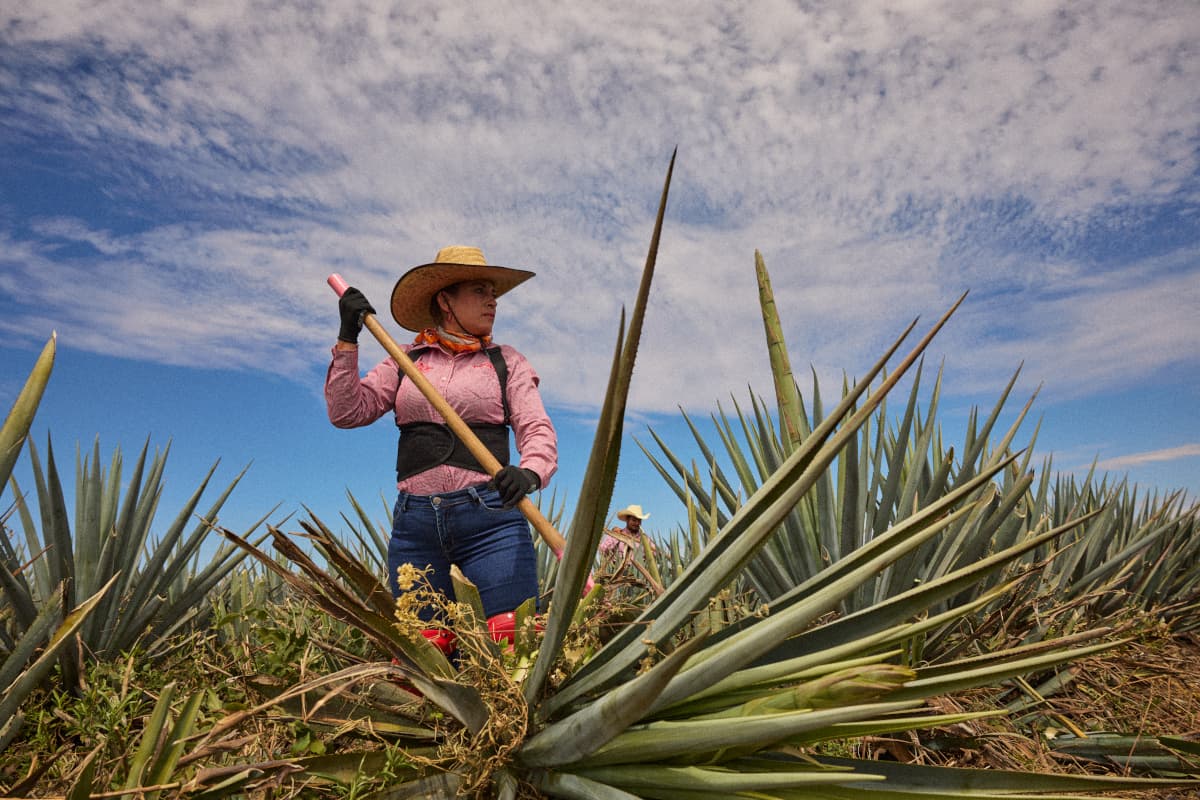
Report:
3,158,1199,799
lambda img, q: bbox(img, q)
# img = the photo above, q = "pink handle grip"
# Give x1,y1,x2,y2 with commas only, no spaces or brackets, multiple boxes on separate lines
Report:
327,273,349,297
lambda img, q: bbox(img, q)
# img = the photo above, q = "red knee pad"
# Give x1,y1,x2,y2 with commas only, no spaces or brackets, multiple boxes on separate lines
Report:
487,612,517,645
422,628,458,655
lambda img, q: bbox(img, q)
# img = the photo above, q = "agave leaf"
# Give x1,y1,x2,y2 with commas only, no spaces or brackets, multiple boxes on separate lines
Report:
715,466,1011,649
793,710,1005,746
102,439,141,584
124,681,180,794
0,519,38,635
574,701,918,768
532,770,643,800
252,679,437,739
0,581,64,693
685,408,743,512
574,763,885,793
208,662,481,745
85,440,156,643
0,580,69,751
139,532,271,657
0,333,55,490
184,768,266,800
0,711,22,755
65,746,103,800
517,634,708,768
893,639,1124,703
810,756,1200,797
652,506,1099,724
74,439,106,604
337,491,390,574
527,151,676,704
917,627,1114,682
285,750,396,781
450,564,487,623
698,663,915,721
144,690,204,799
25,438,72,610
1161,736,1200,757
11,435,255,672
756,250,803,452
644,507,976,717
112,458,252,652
300,515,404,619
375,772,461,799
449,565,505,657
873,361,924,540
1044,731,1196,773
635,426,731,531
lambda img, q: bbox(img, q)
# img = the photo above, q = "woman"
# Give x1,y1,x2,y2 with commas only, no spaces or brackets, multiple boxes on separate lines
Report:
325,246,557,651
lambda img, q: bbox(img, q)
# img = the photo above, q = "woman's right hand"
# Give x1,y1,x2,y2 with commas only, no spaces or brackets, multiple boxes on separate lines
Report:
338,287,376,343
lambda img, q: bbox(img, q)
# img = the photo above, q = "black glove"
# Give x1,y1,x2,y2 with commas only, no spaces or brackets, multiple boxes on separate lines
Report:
492,466,539,508
338,287,376,343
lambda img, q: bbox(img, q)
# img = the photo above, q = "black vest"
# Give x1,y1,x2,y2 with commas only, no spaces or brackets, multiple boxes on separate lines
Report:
394,346,511,481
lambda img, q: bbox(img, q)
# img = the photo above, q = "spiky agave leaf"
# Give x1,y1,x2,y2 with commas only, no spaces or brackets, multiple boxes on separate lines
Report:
525,150,678,706
0,333,54,496
795,756,1196,799
0,334,56,643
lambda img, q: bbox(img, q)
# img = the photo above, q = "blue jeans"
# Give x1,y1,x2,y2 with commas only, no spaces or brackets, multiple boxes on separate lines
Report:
387,483,539,621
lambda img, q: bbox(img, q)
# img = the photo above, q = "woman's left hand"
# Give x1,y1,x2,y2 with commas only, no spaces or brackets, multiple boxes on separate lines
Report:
492,466,539,508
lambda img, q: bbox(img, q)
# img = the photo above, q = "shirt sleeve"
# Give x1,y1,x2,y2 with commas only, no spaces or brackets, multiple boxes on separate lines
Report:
502,345,558,489
324,346,402,428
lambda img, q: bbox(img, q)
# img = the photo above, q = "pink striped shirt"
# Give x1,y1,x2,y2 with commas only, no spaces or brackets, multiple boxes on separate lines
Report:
325,342,557,495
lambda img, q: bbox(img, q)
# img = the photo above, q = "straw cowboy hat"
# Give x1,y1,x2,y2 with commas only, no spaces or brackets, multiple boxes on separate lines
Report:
390,245,535,331
616,504,650,521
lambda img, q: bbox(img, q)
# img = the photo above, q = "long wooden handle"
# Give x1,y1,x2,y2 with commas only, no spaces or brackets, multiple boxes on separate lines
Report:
328,274,568,555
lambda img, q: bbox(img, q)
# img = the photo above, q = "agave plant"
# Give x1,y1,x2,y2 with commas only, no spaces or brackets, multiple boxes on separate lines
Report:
1,334,121,755
1,337,270,700
205,155,1198,799
1034,475,1199,627
2,436,267,681
640,250,1200,657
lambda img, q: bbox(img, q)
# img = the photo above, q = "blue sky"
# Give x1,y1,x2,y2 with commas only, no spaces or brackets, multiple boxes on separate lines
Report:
2,1,1198,546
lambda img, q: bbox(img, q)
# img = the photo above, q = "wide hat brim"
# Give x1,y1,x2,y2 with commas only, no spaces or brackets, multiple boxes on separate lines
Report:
390,261,535,332
617,505,650,521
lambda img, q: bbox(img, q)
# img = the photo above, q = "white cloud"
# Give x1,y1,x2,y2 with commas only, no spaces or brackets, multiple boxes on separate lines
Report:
1095,444,1200,470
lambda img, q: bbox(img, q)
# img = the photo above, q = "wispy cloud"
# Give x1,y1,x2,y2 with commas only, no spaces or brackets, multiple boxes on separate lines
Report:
1095,444,1200,471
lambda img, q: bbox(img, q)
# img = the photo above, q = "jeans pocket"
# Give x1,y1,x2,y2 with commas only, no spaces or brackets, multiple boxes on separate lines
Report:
479,486,531,516
479,493,510,513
